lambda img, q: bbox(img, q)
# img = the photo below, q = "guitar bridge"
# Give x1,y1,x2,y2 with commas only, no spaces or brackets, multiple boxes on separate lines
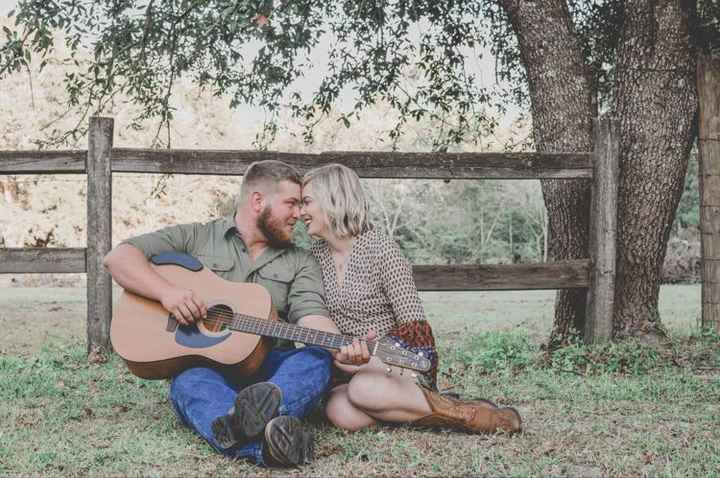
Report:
166,314,178,332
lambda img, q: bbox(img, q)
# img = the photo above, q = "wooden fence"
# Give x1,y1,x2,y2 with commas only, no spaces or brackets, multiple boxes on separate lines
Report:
698,54,720,332
0,116,620,354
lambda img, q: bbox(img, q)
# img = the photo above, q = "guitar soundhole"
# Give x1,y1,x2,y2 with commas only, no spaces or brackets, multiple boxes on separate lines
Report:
205,304,233,332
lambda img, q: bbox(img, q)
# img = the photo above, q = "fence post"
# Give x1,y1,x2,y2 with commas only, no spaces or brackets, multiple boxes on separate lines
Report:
698,53,720,333
86,116,114,356
585,116,619,343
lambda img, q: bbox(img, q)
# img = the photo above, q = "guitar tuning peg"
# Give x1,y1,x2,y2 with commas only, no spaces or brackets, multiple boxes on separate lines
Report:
399,368,405,376
385,367,392,376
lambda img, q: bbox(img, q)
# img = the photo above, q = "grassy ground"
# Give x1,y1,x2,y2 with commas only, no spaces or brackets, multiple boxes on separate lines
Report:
1,285,718,477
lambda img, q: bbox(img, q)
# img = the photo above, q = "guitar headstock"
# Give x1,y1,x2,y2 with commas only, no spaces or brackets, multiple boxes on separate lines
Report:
372,337,432,372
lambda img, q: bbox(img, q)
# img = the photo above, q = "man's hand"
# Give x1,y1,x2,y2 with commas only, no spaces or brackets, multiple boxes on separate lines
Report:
104,244,208,325
160,286,207,325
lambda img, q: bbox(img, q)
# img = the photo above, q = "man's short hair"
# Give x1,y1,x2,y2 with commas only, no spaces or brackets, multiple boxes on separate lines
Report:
240,160,302,201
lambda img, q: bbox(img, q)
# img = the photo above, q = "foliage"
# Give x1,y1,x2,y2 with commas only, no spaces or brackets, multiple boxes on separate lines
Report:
442,326,720,377
0,0,503,148
670,327,720,369
366,179,548,265
547,338,665,375
2,0,718,147
544,329,720,375
442,330,537,373
675,148,700,230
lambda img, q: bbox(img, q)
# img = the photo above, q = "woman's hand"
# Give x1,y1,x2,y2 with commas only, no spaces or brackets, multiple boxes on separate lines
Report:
333,330,377,373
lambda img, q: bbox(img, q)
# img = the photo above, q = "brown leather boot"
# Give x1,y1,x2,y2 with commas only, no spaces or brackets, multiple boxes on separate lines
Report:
413,388,522,435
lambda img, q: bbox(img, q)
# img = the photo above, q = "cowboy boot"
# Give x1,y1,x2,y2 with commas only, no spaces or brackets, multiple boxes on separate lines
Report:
413,388,522,435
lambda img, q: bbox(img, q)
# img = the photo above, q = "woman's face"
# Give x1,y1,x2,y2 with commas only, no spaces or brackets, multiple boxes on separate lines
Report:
300,182,330,239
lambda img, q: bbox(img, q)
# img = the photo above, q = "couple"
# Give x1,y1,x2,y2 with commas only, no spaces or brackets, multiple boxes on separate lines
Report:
104,160,522,468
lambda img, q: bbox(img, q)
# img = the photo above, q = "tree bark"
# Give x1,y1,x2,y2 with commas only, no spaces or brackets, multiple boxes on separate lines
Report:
498,0,595,346
613,0,697,340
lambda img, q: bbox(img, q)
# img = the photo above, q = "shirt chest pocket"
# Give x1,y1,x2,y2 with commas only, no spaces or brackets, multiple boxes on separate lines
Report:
196,255,234,278
256,266,294,314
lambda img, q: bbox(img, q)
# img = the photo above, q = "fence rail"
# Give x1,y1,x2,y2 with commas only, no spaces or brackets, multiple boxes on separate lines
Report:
0,116,619,354
0,248,86,273
0,248,591,290
0,149,593,179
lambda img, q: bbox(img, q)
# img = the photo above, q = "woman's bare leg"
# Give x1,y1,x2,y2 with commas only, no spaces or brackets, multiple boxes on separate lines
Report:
325,384,378,431
345,370,431,423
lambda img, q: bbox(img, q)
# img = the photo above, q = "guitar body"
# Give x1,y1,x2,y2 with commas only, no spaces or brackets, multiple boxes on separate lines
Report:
111,262,275,380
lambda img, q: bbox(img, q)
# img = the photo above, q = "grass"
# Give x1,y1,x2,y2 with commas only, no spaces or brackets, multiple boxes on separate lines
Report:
1,285,718,477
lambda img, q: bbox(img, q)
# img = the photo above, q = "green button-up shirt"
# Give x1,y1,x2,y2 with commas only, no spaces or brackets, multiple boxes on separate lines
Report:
123,216,329,331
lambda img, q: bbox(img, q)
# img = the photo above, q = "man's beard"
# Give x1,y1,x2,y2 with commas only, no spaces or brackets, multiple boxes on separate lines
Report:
257,206,294,249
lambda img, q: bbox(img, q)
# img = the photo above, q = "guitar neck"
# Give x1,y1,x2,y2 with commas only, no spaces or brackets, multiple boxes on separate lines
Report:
230,313,375,351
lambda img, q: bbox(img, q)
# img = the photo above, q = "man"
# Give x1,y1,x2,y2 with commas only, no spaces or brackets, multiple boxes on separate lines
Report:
104,160,342,467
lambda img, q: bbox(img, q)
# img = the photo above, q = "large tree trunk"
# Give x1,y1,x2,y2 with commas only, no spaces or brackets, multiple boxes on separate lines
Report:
499,0,596,346
613,0,697,340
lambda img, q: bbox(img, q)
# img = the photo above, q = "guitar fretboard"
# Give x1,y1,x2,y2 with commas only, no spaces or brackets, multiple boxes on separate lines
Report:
228,313,376,351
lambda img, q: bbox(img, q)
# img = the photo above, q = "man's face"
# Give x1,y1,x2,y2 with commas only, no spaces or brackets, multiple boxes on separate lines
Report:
257,180,301,248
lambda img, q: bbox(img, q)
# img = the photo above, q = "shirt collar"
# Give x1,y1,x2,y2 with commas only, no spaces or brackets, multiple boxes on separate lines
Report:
221,215,238,238
221,214,290,266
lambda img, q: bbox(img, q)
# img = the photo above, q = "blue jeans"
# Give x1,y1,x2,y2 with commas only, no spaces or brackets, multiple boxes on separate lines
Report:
169,346,332,465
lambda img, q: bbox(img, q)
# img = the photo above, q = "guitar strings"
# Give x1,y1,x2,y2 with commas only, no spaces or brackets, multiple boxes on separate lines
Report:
188,308,361,349
173,307,425,368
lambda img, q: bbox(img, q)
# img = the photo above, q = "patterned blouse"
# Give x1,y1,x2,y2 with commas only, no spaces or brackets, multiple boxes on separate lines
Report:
310,227,438,388
310,227,426,336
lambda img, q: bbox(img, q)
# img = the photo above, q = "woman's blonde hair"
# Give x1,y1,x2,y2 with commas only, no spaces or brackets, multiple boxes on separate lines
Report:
303,164,370,238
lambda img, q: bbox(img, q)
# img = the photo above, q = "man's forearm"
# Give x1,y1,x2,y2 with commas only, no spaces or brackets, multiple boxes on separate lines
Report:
297,314,341,334
103,243,173,301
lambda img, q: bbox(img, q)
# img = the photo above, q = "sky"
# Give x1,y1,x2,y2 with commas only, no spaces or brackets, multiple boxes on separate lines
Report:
0,0,12,15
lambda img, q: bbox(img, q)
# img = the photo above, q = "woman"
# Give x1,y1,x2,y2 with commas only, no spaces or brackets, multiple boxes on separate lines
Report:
300,164,522,434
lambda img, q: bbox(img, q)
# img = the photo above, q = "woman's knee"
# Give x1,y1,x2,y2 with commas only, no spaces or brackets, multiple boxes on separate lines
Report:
346,373,383,411
326,396,367,432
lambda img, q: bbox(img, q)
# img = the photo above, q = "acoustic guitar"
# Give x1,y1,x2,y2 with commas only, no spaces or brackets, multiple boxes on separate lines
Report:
110,252,432,379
